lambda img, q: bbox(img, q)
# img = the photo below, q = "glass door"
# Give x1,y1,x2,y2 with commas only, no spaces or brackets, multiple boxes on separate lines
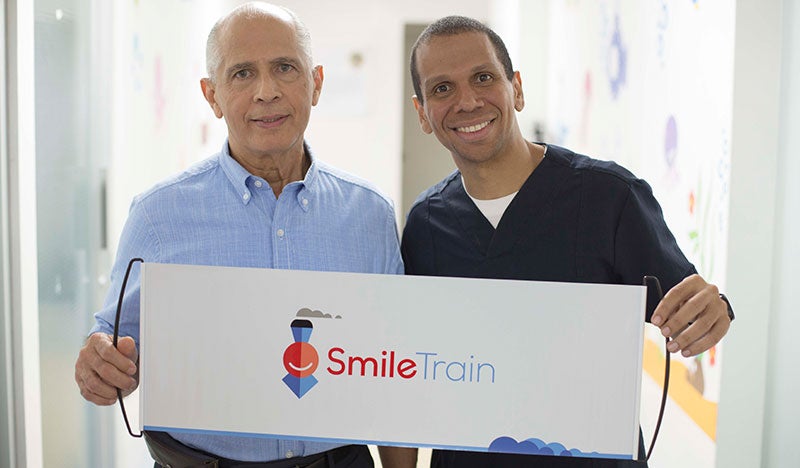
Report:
34,1,114,466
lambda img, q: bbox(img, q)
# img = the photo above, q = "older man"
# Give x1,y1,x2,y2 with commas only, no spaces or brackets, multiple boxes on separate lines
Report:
380,15,733,468
75,3,400,467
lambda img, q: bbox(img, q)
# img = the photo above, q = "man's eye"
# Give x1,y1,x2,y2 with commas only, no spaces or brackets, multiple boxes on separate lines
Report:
434,84,450,94
233,69,252,79
477,73,492,83
277,63,295,73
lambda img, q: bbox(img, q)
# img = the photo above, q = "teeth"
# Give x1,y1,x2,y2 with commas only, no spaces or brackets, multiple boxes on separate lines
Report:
456,120,490,133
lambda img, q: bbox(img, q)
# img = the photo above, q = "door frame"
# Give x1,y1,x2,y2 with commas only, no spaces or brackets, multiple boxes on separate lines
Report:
2,0,44,467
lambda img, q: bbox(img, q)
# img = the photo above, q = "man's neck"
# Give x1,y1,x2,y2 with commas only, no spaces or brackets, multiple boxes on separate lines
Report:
460,141,545,200
231,145,310,197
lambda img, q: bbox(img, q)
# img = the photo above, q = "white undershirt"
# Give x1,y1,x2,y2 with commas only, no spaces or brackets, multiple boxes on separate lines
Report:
463,145,547,229
464,187,517,228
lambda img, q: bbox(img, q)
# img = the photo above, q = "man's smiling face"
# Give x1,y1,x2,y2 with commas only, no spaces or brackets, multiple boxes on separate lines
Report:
413,31,524,169
202,13,322,162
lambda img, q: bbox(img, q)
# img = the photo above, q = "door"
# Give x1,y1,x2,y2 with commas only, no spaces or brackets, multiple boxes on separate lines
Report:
34,1,114,466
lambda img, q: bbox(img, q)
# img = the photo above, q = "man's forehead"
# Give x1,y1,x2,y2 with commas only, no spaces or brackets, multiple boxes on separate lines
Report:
224,14,293,42
219,16,301,61
417,32,500,79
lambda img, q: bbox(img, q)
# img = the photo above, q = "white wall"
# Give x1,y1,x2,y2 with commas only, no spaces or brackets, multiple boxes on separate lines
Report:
107,0,230,259
715,0,783,467
763,0,800,465
490,0,550,143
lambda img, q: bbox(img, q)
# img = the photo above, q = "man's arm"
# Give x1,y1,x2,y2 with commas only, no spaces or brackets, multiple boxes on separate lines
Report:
378,446,418,468
75,333,139,405
650,274,732,357
611,179,732,356
76,198,155,405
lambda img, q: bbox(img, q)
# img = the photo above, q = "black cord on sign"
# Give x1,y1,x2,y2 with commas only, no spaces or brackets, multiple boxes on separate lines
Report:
113,257,144,438
643,276,670,462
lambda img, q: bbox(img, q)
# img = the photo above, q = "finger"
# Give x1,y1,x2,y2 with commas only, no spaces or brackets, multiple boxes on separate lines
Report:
92,334,137,375
75,350,123,404
679,315,731,357
75,335,137,398
665,297,720,350
658,290,706,339
659,283,719,339
92,354,139,391
651,275,704,326
117,336,139,363
115,337,140,398
77,369,120,405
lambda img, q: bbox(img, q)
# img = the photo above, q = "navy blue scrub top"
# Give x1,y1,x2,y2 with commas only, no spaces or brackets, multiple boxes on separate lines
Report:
401,144,697,322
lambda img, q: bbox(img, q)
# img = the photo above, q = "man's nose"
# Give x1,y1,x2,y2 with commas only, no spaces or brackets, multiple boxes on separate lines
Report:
455,86,483,112
254,74,281,102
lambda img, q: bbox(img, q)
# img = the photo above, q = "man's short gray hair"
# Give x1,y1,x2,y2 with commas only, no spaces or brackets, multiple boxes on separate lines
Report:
205,2,313,83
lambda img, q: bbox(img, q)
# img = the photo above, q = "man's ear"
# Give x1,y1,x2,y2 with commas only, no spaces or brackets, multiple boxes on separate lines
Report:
200,78,224,119
311,65,324,106
512,71,525,112
412,95,433,134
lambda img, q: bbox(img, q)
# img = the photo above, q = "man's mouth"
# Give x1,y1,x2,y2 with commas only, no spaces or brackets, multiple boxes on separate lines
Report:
454,119,493,133
252,115,288,124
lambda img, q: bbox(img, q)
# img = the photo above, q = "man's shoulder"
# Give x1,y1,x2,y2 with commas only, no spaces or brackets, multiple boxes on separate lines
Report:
545,145,658,211
134,154,221,205
314,161,395,210
545,144,639,186
406,170,461,218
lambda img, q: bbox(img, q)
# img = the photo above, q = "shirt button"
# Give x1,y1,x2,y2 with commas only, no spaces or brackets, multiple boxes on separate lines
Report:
276,229,285,237
302,198,309,206
254,180,263,188
242,192,250,201
285,450,294,458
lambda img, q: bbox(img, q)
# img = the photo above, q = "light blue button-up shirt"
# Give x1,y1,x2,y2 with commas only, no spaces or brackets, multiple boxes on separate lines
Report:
91,141,403,462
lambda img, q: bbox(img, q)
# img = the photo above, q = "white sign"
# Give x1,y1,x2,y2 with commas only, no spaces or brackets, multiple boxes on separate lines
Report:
139,263,646,460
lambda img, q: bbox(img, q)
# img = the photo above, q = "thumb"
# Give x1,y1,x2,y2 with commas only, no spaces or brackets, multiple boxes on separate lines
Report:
117,336,138,363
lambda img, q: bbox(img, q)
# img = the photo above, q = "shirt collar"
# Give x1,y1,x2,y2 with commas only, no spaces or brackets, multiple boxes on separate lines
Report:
218,139,319,209
302,142,319,193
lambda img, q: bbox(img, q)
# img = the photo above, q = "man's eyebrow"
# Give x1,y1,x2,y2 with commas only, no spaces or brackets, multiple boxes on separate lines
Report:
224,61,255,77
422,74,450,89
269,56,302,67
469,63,496,74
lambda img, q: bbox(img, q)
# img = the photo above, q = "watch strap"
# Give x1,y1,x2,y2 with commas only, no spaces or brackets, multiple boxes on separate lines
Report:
719,293,735,322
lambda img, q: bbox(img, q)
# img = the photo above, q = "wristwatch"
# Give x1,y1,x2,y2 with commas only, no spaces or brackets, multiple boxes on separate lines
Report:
719,293,735,322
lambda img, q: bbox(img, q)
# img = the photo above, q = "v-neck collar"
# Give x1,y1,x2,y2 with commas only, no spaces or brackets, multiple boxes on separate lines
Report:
440,146,572,258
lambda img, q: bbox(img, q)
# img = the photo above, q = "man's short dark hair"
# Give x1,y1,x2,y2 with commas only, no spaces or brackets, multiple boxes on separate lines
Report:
410,16,515,104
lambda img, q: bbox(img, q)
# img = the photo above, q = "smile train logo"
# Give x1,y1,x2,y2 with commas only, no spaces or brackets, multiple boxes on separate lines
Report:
282,319,319,398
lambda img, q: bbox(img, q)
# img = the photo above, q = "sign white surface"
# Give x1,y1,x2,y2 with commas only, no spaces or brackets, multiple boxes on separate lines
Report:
139,263,646,460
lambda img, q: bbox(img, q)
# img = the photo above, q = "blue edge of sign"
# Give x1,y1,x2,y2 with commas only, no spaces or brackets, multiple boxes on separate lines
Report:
142,426,631,460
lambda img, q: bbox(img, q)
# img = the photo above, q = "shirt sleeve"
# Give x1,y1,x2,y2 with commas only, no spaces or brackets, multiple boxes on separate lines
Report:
383,202,405,275
89,197,160,346
400,199,433,276
614,178,697,318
